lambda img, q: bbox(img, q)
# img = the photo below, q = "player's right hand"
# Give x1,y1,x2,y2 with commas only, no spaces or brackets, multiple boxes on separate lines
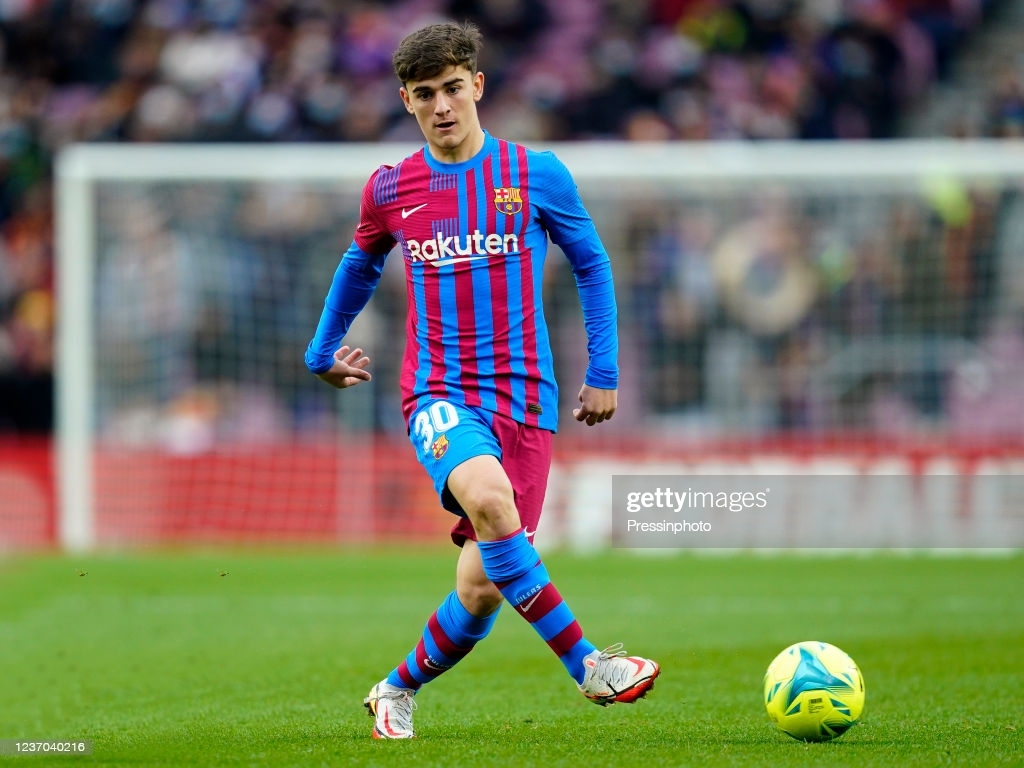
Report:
316,345,372,389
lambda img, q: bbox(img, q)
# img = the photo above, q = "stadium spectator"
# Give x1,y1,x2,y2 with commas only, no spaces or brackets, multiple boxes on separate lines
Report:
984,63,1024,137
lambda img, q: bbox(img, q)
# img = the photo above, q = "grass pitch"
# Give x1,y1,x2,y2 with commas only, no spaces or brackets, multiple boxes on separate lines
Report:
1,548,1022,767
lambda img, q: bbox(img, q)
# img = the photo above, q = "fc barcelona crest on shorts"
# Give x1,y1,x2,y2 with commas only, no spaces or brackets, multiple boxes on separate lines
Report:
493,187,523,215
431,434,449,459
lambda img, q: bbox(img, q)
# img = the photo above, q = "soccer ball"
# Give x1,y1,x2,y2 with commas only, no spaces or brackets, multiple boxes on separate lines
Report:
763,641,865,742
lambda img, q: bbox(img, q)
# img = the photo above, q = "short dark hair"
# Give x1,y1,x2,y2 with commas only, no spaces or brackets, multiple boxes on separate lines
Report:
392,21,483,84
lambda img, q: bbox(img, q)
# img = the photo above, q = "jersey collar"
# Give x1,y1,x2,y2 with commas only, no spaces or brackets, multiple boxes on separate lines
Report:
421,130,496,175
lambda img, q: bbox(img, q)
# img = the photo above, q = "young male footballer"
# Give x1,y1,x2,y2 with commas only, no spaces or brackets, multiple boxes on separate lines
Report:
305,20,660,739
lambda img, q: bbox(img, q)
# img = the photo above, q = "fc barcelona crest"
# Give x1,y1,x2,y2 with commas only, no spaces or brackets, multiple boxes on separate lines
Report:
431,434,449,460
494,187,523,215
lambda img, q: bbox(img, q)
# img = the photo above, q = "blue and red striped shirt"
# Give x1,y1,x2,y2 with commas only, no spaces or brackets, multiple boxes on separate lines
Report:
306,132,618,431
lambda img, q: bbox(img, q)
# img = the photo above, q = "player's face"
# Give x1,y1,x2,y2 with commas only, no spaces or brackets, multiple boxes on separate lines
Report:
400,65,485,163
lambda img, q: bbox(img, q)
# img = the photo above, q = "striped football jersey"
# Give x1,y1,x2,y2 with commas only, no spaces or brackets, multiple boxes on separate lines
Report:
306,131,618,431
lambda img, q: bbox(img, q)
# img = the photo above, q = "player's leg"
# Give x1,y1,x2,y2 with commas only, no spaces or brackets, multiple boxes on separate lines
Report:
364,547,501,738
384,540,501,692
448,453,593,679
456,540,504,615
448,445,659,704
364,402,505,739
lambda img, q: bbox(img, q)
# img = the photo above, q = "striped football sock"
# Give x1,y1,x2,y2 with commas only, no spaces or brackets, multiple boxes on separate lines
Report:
386,590,498,690
477,528,596,684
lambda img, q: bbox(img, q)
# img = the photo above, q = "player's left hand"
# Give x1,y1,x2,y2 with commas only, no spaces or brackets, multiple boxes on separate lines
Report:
573,384,617,426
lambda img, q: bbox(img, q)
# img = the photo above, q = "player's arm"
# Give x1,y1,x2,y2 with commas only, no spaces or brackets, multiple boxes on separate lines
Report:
532,151,619,424
304,241,388,388
305,168,396,390
562,235,619,425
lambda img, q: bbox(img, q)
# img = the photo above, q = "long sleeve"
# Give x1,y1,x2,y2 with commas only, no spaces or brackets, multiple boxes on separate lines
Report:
304,241,388,374
562,236,619,389
530,150,619,389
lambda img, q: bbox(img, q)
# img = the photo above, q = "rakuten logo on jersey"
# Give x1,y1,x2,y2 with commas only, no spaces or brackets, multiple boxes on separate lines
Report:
406,230,519,266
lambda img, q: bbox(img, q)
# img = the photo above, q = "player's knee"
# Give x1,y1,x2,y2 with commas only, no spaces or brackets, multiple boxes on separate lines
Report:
458,579,502,616
460,483,516,526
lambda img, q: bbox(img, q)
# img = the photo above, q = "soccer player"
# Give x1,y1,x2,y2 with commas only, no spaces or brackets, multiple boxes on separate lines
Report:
305,21,660,739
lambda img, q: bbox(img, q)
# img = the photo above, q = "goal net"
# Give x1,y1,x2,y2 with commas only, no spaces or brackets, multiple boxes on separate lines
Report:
54,141,1024,551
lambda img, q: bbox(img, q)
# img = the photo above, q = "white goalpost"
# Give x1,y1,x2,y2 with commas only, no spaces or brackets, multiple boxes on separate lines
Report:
55,140,1024,552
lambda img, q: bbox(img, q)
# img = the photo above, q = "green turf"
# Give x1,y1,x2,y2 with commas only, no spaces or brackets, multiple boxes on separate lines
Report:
1,548,1022,767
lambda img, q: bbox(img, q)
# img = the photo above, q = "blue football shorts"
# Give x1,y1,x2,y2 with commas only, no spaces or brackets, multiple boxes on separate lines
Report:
407,398,553,546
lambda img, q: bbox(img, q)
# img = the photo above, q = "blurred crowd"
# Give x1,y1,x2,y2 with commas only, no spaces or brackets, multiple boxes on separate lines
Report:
0,0,1020,434
600,180,1024,440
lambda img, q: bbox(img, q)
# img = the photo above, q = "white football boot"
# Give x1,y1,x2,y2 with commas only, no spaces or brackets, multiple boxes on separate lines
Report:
578,643,660,706
364,680,417,739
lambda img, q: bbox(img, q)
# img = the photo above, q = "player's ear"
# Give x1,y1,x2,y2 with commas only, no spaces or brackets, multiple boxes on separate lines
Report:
473,71,484,102
399,87,414,113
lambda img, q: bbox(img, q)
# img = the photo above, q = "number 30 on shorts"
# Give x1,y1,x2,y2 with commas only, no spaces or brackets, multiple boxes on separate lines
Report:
412,401,461,454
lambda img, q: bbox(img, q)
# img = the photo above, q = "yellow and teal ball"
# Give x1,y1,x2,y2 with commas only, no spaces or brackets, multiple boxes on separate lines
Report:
763,641,865,742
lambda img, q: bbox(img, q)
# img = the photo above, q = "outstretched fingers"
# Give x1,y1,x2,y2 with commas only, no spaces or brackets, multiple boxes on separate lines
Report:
336,345,371,371
318,345,372,389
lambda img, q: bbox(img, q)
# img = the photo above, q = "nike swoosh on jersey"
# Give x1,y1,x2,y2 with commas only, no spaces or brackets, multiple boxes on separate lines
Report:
401,203,428,219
